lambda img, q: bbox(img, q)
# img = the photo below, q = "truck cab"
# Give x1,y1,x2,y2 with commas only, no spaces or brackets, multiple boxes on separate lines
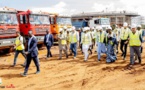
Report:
89,18,110,30
17,10,50,48
49,14,72,43
72,20,88,29
0,7,19,53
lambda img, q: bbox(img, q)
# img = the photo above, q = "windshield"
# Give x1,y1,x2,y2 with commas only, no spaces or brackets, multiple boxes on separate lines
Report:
0,13,18,24
100,19,110,25
30,15,50,25
57,17,72,25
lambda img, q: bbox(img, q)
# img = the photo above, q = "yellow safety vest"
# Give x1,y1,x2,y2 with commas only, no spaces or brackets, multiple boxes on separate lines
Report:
98,32,105,43
82,34,90,45
15,36,24,50
59,34,67,45
61,39,67,45
120,28,130,40
129,32,141,46
106,33,114,45
70,32,77,43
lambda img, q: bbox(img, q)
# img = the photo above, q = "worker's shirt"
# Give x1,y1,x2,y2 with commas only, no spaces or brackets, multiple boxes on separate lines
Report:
81,33,91,45
28,35,35,51
46,34,50,43
120,27,131,40
70,31,79,43
128,31,143,46
113,28,120,41
58,34,67,45
15,36,24,50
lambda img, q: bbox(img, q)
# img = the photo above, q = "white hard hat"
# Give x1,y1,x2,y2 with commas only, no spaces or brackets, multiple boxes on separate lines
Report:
59,28,63,32
98,26,103,31
131,24,136,29
83,27,89,32
69,28,72,32
123,22,128,27
63,26,67,29
107,26,112,30
72,26,76,30
137,25,141,28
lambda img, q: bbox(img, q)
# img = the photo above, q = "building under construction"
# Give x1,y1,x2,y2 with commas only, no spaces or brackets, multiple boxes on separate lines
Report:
72,11,140,26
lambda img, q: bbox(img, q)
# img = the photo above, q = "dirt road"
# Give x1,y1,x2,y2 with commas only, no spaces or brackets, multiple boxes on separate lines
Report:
0,45,145,90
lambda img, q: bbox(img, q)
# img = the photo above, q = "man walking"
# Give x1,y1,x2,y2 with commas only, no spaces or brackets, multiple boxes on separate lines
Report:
12,31,26,67
69,26,79,59
125,24,143,66
21,30,40,77
96,26,107,62
58,28,68,60
44,30,54,59
81,27,92,62
120,22,131,60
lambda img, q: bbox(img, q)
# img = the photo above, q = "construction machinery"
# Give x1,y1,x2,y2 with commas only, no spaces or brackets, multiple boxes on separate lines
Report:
72,20,88,29
49,14,72,43
17,10,50,48
0,7,19,53
89,18,110,30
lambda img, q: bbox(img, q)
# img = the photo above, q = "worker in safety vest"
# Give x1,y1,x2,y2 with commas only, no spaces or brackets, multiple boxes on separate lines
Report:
95,27,99,52
134,25,145,61
120,22,131,60
113,25,120,54
137,25,144,53
96,26,107,62
66,28,72,55
87,27,93,55
81,27,92,62
63,26,68,38
90,27,95,49
69,26,79,59
12,31,26,67
106,26,118,63
80,28,84,54
125,24,143,66
58,28,68,60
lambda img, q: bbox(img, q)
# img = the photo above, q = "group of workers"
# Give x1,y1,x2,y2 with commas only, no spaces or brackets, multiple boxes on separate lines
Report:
11,22,145,76
55,22,144,65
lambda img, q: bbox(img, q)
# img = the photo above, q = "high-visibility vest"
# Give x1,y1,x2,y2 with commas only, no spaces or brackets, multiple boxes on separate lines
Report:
129,32,141,46
59,34,67,45
106,33,115,45
61,39,67,45
98,31,105,43
82,33,90,45
120,28,130,40
15,36,24,50
70,32,77,43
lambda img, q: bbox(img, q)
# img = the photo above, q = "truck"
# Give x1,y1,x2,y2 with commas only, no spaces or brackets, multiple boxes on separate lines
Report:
49,14,72,43
72,20,88,29
17,10,50,48
72,18,110,30
0,7,19,53
89,18,110,30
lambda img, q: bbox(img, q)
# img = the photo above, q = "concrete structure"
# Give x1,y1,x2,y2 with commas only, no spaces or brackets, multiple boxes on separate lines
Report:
72,11,139,26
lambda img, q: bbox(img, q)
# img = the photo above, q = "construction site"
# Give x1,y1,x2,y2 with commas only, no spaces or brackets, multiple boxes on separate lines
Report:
0,0,145,90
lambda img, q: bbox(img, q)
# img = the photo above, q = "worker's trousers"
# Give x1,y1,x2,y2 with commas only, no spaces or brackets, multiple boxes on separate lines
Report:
130,46,141,65
82,44,89,61
97,42,106,60
59,45,68,58
120,40,128,57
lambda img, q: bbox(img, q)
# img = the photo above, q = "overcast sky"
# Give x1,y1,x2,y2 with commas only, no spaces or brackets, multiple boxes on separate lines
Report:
0,0,144,15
